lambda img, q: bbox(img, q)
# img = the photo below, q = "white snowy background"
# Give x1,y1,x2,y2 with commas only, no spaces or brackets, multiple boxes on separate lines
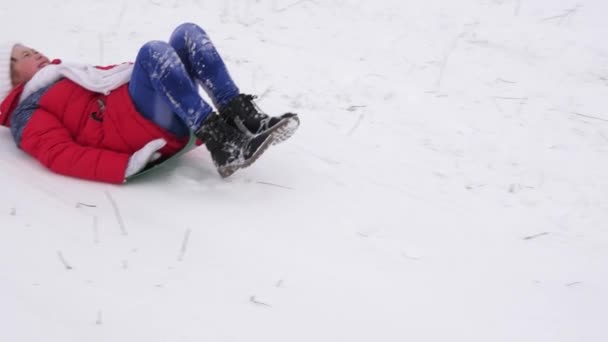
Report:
1,0,607,341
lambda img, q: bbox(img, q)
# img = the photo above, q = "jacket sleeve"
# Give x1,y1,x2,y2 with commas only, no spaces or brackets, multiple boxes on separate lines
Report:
19,109,131,184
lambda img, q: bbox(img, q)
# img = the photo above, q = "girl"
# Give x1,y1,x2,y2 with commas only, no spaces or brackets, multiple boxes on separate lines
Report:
0,22,299,183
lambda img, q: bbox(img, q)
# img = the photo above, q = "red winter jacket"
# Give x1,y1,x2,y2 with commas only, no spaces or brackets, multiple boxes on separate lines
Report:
0,72,190,184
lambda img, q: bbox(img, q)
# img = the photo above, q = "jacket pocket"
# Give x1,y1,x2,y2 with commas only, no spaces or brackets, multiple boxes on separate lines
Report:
75,97,106,146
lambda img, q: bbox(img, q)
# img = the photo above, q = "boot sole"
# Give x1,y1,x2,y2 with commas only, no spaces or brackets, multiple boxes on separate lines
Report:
271,116,300,145
217,120,288,178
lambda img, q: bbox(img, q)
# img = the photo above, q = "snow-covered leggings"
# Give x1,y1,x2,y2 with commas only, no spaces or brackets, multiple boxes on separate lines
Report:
128,22,240,137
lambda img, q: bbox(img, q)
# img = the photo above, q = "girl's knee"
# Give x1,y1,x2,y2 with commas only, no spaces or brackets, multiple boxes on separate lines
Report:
139,40,172,57
135,41,182,70
171,22,208,42
176,22,203,33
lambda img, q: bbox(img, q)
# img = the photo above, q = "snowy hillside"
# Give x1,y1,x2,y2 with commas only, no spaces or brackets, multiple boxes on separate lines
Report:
1,0,607,341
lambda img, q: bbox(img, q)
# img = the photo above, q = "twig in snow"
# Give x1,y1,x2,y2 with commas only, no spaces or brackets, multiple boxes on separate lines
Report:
541,6,581,25
570,112,608,123
57,251,73,270
258,87,273,99
121,260,129,269
177,229,192,262
9,207,16,216
401,252,421,261
294,146,341,166
434,52,452,92
565,281,583,287
256,181,294,190
104,191,127,236
496,78,517,84
346,105,367,112
236,17,263,28
522,232,549,240
95,310,103,325
275,279,284,288
494,96,528,100
434,29,469,92
347,113,365,136
76,202,97,208
273,0,318,13
250,296,272,307
467,39,489,46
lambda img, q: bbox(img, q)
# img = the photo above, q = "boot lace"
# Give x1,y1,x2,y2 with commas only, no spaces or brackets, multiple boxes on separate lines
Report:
239,94,267,120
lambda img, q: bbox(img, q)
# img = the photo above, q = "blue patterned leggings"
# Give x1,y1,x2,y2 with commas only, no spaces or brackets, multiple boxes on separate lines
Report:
128,22,240,137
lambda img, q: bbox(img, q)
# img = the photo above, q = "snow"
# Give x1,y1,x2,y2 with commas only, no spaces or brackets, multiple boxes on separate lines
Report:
1,0,608,341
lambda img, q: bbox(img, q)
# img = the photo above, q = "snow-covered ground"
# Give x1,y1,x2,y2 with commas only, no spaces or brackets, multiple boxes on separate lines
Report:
1,0,607,341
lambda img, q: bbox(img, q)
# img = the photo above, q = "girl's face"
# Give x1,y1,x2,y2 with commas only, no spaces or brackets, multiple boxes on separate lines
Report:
10,44,50,86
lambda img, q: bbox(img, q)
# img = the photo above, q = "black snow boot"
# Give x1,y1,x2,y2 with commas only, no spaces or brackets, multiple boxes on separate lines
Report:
220,94,300,145
195,113,276,178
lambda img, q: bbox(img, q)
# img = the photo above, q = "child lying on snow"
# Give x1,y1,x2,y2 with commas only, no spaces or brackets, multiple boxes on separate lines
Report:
0,22,299,184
